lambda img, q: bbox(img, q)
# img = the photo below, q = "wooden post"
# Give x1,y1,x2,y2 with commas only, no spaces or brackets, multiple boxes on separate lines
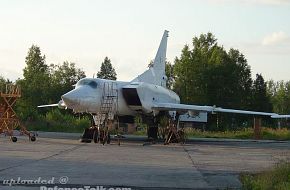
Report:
253,117,262,140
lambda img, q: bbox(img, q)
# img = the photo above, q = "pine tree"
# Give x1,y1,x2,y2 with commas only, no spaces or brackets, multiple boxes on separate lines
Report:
252,74,272,112
97,57,117,80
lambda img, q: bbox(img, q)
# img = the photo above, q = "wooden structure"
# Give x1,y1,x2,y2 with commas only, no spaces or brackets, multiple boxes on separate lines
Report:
253,117,262,140
0,84,36,142
164,120,185,144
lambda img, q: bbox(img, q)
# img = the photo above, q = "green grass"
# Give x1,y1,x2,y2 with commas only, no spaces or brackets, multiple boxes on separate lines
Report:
132,127,290,141
26,119,89,133
133,129,147,136
185,127,290,140
25,109,90,133
134,127,290,140
240,162,290,190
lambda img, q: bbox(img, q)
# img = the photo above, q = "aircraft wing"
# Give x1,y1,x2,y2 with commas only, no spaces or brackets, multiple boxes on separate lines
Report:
271,115,290,119
152,103,278,117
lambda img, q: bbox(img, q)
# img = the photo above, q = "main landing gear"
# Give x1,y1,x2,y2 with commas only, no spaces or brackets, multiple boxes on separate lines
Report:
80,126,111,145
145,114,185,145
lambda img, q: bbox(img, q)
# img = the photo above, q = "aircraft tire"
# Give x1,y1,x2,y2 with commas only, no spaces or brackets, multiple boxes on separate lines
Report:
30,136,36,142
93,129,99,143
107,132,111,144
11,136,17,142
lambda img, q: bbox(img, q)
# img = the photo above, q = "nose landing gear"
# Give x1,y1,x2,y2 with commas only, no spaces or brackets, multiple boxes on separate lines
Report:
99,128,111,145
80,120,112,145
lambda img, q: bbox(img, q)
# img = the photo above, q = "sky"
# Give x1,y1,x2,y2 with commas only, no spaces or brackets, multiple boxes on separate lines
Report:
0,0,289,82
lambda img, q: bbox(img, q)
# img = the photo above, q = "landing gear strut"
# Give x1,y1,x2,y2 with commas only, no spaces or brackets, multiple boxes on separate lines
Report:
99,126,111,145
80,121,112,145
147,126,158,143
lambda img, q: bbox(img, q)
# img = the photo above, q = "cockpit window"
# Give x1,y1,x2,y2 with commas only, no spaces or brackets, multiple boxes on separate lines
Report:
76,79,98,89
88,81,98,88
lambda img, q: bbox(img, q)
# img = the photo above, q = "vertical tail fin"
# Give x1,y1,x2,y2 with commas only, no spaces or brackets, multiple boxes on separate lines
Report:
153,30,168,72
132,30,169,87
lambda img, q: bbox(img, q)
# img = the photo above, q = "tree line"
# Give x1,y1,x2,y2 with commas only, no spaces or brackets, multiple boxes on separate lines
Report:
169,33,289,129
0,32,289,130
0,45,116,120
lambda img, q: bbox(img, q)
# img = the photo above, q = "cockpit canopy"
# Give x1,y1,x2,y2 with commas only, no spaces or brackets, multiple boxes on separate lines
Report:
76,78,98,89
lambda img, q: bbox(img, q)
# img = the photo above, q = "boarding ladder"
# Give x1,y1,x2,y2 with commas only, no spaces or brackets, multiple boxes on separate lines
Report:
93,82,118,127
89,82,118,144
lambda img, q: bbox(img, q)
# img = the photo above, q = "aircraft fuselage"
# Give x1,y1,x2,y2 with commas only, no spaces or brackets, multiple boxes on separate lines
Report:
61,78,180,117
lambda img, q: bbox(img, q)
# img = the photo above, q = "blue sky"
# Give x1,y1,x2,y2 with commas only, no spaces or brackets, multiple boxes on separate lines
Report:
0,0,289,81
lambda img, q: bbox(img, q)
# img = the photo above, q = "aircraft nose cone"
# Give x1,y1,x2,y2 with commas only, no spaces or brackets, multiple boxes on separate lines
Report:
61,89,80,108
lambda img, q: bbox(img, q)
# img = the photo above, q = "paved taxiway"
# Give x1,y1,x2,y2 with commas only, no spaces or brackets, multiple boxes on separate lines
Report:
0,132,290,190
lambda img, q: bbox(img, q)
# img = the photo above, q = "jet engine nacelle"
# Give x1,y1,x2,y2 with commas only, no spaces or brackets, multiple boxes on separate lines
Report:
188,110,200,117
122,82,180,115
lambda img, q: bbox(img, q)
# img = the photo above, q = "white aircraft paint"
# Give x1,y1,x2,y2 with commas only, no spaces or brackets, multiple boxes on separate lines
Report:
38,30,290,120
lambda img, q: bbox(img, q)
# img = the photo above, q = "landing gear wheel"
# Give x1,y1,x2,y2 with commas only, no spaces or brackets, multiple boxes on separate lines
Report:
93,129,99,143
80,128,93,143
107,132,111,144
30,136,36,142
11,136,17,142
102,137,106,145
99,130,105,145
102,131,107,145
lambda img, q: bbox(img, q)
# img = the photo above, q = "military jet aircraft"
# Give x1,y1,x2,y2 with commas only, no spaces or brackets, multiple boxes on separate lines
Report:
39,30,289,143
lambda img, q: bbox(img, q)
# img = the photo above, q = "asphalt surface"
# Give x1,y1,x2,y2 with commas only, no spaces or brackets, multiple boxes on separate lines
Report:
0,132,290,190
